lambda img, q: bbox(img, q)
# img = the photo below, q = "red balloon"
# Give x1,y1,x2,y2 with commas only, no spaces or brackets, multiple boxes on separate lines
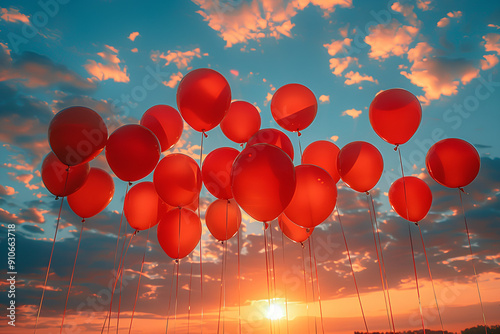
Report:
157,208,202,259
247,128,294,160
284,165,337,228
231,144,296,222
205,199,242,241
48,106,108,166
220,101,261,143
202,147,239,199
337,141,384,193
389,176,432,223
105,124,160,182
426,138,480,188
154,154,202,207
124,182,165,230
369,89,421,145
270,83,317,132
177,68,231,132
301,140,341,183
67,168,114,218
279,214,313,243
140,105,183,152
41,152,90,197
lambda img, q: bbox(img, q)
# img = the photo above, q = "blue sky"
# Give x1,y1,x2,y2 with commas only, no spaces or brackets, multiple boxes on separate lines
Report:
1,0,499,333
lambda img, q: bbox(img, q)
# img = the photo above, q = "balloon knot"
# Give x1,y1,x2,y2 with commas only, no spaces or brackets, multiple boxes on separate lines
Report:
128,181,133,186
175,259,179,264
55,196,59,200
240,143,244,148
202,131,208,138
365,191,370,196
414,222,419,226
300,242,305,249
394,145,399,151
297,130,302,137
306,228,310,233
221,241,224,245
81,218,85,223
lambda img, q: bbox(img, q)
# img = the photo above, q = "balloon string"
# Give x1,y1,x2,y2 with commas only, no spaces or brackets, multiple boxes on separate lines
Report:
269,224,280,334
369,193,396,333
101,231,136,334
263,223,273,334
174,260,180,334
35,167,69,333
113,183,131,276
366,194,392,333
187,262,193,334
223,240,228,333
237,228,242,334
310,236,325,334
418,224,445,334
459,189,488,334
166,262,176,333
298,132,303,158
217,242,225,334
281,230,290,334
116,226,133,334
336,206,369,332
301,244,311,334
307,238,318,334
129,225,151,334
198,131,205,334
409,224,426,333
60,219,84,333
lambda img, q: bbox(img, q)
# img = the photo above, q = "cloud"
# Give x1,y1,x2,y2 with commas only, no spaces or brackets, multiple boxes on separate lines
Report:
344,71,378,85
162,72,183,88
341,108,362,118
131,48,138,53
128,31,140,41
328,56,357,76
480,54,499,70
488,24,500,29
437,11,462,28
151,48,207,69
365,20,418,60
0,48,96,92
84,46,129,83
192,0,352,47
0,185,17,196
319,95,330,104
416,0,432,11
0,7,30,24
483,33,500,55
323,38,352,57
401,42,480,103
230,69,239,76
330,135,338,142
391,2,418,26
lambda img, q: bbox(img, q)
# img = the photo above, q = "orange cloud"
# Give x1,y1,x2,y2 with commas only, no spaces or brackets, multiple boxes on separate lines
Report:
344,71,378,85
131,48,138,53
230,69,239,76
401,42,480,103
0,185,17,196
330,135,339,142
151,48,207,69
323,38,352,57
437,11,462,28
162,72,183,88
484,33,500,54
319,95,330,104
328,56,357,76
342,108,362,118
84,46,129,83
481,54,499,70
128,31,140,41
416,0,432,11
193,0,351,47
365,20,418,59
391,2,418,26
0,7,30,24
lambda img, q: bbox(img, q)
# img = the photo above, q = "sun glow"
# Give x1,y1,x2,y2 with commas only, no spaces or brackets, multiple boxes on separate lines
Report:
266,302,286,320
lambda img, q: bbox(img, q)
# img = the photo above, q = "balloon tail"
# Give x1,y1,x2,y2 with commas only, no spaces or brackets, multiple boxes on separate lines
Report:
307,238,318,334
35,167,69,333
269,224,280,334
301,244,311,334
459,190,488,334
280,230,290,334
113,183,131,275
60,219,84,333
298,132,303,158
217,241,225,334
198,131,205,334
418,224,445,334
310,236,325,334
165,262,176,333
263,223,273,334
409,224,426,333
238,227,242,334
187,262,193,334
366,194,393,333
129,226,151,334
174,260,180,333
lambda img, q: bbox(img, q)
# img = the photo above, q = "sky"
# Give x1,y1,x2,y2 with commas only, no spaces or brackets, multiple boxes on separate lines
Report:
0,0,500,333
